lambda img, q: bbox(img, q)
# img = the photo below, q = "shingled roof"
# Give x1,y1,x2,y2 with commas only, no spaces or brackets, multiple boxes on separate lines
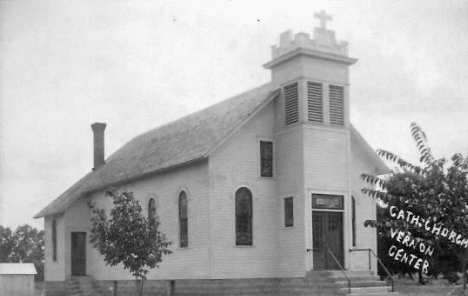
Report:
35,83,278,218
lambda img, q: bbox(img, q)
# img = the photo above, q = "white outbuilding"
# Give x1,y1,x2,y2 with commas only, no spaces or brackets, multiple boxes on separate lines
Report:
0,263,37,296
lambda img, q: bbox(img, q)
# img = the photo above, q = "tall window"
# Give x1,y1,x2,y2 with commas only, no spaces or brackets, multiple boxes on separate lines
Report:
148,198,156,221
284,197,294,227
179,191,188,247
52,219,57,261
352,196,356,247
260,141,273,177
235,187,253,245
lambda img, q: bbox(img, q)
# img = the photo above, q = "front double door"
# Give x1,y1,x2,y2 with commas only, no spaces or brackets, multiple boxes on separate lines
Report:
312,211,344,270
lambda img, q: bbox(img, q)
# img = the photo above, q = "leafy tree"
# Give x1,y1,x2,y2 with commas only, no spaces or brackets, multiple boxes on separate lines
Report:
362,123,468,284
88,188,172,296
0,224,45,281
0,226,15,262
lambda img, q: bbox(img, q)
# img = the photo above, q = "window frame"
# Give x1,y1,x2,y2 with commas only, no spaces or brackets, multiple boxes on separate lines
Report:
148,197,157,221
259,140,274,178
312,194,344,210
284,196,294,228
52,218,57,261
178,191,188,248
235,187,253,246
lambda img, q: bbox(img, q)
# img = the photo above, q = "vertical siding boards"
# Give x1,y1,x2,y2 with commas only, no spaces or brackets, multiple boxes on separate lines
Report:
0,275,35,296
307,82,323,123
284,82,299,125
0,264,37,296
329,85,344,125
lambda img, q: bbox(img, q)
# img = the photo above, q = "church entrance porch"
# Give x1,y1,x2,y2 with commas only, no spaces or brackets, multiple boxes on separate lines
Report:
71,232,86,276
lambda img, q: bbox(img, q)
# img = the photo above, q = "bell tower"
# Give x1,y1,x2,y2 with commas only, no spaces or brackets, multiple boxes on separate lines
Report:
269,11,359,272
264,10,357,128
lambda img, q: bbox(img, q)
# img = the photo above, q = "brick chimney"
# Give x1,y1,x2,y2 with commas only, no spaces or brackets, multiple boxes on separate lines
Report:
91,122,106,170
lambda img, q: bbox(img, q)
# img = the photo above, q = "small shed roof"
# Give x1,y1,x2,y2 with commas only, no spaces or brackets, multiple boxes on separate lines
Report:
0,263,37,275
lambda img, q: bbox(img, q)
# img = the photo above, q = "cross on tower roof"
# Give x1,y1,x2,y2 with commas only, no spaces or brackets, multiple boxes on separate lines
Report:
314,9,332,30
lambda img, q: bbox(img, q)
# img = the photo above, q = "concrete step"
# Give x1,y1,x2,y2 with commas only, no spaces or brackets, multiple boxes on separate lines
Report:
173,287,342,294
327,270,375,276
332,276,382,283
348,293,400,296
173,282,340,289
335,280,388,288
344,286,392,294
174,290,346,296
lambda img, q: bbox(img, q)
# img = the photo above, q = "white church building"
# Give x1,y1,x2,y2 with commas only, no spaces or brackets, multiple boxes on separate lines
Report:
35,11,390,296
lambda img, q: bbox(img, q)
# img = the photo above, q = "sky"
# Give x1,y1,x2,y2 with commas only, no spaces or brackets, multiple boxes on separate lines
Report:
1,0,467,230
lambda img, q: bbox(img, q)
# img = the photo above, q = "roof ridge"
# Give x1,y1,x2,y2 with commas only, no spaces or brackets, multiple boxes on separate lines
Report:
107,82,273,163
34,82,274,218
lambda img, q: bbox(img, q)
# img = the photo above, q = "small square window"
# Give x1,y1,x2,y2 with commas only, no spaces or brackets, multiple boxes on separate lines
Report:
260,141,273,177
284,197,293,227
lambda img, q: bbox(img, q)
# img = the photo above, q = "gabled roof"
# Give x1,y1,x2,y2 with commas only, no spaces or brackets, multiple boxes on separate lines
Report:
0,263,37,275
34,81,388,219
34,83,277,218
350,125,390,175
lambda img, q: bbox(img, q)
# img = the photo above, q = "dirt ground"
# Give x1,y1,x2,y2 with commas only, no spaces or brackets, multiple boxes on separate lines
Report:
33,280,468,296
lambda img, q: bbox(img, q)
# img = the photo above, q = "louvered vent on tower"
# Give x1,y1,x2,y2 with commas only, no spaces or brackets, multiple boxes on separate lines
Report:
307,82,323,123
329,85,344,125
284,82,299,125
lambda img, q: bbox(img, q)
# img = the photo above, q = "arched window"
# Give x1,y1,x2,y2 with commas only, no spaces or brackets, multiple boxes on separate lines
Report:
235,187,253,245
148,198,156,221
52,219,57,261
179,191,188,247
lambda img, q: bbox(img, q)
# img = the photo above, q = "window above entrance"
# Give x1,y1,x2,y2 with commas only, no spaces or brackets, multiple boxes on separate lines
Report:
312,194,343,210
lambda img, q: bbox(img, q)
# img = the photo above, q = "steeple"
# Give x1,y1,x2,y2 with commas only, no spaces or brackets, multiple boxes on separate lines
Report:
264,11,357,128
264,11,356,74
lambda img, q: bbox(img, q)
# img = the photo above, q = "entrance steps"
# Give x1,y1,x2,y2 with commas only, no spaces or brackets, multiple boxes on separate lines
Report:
324,270,400,296
66,276,108,296
172,270,397,296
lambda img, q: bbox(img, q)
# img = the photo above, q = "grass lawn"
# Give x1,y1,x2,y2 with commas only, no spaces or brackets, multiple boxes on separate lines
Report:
397,284,467,296
394,278,468,296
